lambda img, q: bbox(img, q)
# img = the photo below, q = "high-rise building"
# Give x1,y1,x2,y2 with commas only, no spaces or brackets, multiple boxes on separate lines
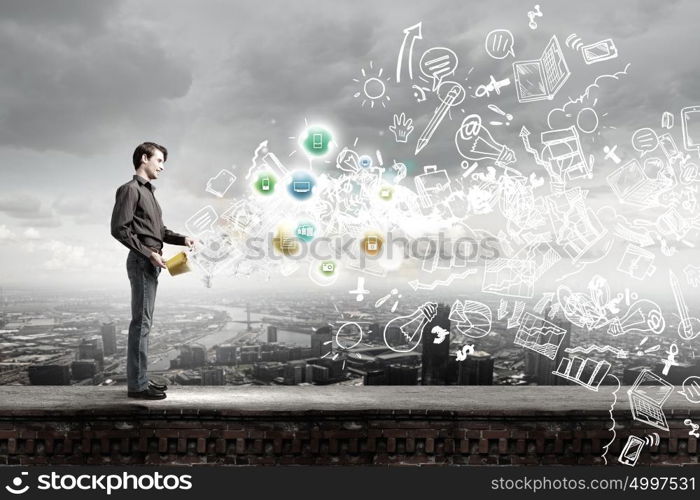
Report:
421,303,450,385
284,360,306,385
311,364,330,384
100,323,118,356
78,337,104,368
28,364,71,385
239,345,260,364
387,364,419,385
191,344,207,366
446,354,460,384
267,325,278,343
311,325,332,357
215,345,237,364
201,367,225,385
363,369,386,385
71,360,98,380
253,362,285,382
310,357,343,381
457,351,494,385
171,344,208,369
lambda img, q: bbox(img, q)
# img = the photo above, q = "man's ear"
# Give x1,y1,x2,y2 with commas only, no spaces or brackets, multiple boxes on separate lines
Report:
141,153,149,165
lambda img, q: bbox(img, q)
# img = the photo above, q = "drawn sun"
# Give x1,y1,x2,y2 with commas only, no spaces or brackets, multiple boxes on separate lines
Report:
353,61,391,109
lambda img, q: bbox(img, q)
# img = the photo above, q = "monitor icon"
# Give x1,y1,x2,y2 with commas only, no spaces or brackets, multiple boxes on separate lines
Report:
292,181,311,193
628,369,674,431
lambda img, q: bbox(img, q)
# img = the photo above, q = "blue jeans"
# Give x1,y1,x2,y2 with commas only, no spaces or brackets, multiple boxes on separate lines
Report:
126,250,160,392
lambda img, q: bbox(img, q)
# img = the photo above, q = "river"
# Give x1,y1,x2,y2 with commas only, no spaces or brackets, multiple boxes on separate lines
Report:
150,305,310,371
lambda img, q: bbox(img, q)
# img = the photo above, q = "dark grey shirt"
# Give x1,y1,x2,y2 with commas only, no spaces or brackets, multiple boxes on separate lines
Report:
110,175,186,257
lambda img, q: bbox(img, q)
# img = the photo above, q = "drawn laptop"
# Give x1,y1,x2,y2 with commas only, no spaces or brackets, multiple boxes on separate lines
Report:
607,158,666,207
627,369,674,431
512,36,570,102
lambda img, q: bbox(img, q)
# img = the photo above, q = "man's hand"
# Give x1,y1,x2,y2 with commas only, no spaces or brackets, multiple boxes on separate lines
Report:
184,236,197,248
149,252,167,269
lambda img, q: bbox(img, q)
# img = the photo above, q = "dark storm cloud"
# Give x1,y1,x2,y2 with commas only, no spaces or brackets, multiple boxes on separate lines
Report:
0,0,192,154
1,0,700,288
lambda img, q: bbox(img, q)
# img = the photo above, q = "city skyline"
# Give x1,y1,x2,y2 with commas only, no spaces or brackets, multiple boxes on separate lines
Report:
1,287,695,388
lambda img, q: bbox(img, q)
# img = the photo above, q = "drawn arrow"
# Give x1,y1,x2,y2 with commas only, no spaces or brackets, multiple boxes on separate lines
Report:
396,22,422,83
408,269,476,291
519,126,538,159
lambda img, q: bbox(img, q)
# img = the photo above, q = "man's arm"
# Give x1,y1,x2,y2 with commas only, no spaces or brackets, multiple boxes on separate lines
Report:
110,184,152,258
163,226,187,246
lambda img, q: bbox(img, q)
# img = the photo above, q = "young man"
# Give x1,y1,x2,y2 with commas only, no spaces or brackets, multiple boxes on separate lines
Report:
111,142,194,400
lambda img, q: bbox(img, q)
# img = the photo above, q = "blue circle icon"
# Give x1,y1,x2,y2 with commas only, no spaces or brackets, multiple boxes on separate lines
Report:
287,171,316,201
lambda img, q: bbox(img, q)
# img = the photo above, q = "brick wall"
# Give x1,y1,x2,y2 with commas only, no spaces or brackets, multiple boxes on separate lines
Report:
0,386,696,465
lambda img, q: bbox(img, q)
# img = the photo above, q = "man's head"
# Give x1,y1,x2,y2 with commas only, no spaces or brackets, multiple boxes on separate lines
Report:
133,142,168,180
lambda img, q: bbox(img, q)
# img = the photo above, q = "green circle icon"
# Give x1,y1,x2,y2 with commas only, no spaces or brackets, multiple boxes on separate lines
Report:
302,126,333,156
254,172,277,195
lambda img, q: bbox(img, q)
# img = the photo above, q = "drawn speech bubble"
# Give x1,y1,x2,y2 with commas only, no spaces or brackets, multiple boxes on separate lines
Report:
678,376,700,404
420,47,458,91
485,29,515,59
631,127,659,156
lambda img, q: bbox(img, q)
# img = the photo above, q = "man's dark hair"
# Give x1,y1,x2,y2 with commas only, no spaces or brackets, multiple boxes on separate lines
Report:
132,142,168,169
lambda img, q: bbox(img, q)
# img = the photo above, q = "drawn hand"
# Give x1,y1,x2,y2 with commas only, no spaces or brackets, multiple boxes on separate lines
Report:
389,113,414,143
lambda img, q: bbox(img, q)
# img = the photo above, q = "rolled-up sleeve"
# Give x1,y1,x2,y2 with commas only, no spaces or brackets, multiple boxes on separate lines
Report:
110,184,152,257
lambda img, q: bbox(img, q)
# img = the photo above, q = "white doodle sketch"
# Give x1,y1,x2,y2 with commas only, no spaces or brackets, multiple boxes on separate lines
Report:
513,36,569,103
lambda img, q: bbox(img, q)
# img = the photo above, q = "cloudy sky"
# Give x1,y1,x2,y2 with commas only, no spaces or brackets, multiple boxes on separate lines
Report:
1,0,699,298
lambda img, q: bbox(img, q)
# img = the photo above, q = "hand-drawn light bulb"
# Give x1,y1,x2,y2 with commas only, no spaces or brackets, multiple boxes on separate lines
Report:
606,299,665,337
455,114,516,167
383,302,438,353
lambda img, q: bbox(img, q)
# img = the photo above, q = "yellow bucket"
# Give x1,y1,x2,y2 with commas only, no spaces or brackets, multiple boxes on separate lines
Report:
165,251,191,276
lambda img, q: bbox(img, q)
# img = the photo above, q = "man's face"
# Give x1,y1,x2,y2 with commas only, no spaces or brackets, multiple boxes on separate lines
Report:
141,150,165,180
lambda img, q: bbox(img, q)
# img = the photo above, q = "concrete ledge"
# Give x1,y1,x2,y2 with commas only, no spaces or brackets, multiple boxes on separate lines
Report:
0,387,697,465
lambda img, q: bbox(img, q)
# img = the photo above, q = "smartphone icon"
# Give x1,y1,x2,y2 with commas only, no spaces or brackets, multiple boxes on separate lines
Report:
312,133,323,149
581,39,618,65
261,176,270,191
658,133,680,161
618,435,645,466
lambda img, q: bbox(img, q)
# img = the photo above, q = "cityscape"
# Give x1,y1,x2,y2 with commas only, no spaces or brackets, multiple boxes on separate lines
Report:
1,286,697,389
